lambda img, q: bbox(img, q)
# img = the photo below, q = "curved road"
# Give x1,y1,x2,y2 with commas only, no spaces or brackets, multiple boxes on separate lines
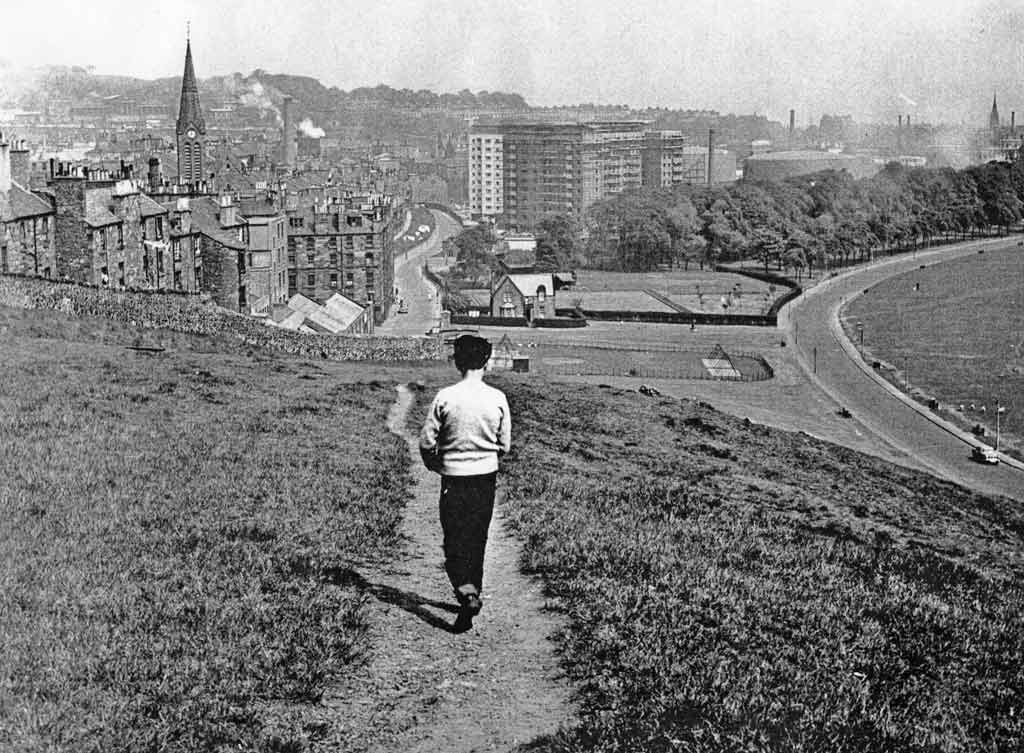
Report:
786,239,1023,501
377,209,463,337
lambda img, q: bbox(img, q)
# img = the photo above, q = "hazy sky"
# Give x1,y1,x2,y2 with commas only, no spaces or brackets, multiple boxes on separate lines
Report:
4,0,1024,124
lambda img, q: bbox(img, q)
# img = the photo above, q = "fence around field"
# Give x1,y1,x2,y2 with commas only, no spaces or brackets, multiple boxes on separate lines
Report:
524,343,774,381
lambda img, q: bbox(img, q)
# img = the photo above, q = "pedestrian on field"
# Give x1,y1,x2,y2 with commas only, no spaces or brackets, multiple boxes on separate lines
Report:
420,335,511,632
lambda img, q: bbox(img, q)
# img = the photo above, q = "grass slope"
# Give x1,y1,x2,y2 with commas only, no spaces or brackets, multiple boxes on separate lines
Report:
0,324,415,751
479,377,1024,752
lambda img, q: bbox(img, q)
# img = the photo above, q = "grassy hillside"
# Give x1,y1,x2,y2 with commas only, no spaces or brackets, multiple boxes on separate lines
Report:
4,302,1023,752
0,310,426,751
413,376,1024,752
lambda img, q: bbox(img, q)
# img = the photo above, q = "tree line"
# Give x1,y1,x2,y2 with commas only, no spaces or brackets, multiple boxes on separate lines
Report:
569,157,1024,275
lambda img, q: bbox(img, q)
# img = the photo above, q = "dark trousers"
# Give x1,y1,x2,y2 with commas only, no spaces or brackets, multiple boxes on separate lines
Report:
439,472,496,601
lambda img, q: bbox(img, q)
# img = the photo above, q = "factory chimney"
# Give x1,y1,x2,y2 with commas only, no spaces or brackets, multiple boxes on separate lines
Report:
706,128,715,186
1013,111,1016,133
788,109,795,146
281,95,296,171
148,157,163,192
898,115,903,129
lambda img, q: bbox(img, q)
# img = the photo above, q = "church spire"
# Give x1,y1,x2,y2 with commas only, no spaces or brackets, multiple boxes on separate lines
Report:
177,39,206,136
176,38,206,187
990,92,1001,131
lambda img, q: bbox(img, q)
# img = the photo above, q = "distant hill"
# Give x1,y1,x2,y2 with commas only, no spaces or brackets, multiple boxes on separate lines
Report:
4,64,529,115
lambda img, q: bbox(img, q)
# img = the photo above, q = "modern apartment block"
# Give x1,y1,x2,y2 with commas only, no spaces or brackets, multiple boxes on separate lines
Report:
469,121,646,229
641,130,738,187
468,131,504,218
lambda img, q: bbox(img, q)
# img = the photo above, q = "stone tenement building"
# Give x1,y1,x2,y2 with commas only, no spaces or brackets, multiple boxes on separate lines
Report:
46,161,244,309
0,132,56,277
285,193,396,323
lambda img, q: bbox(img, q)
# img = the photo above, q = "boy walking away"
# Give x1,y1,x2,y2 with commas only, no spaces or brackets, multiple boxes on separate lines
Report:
420,335,512,632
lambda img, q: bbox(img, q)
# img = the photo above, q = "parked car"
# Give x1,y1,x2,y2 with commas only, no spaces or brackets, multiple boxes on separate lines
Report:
971,445,999,465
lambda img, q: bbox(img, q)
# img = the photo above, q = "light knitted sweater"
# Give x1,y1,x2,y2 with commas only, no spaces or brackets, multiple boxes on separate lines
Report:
419,377,512,476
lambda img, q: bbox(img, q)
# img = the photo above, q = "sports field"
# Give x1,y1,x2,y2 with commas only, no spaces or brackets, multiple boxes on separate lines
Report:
844,246,1024,447
556,270,781,315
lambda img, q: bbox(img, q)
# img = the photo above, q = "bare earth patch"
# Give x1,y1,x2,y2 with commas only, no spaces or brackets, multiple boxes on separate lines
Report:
322,384,575,751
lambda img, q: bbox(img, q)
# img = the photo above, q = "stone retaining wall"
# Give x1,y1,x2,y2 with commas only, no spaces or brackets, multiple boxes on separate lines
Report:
0,274,444,361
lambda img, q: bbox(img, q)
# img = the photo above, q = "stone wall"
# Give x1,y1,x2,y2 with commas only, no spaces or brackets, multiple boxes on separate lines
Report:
0,274,444,361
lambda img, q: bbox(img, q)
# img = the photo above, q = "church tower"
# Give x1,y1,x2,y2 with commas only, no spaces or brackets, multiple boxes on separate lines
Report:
176,38,206,186
990,93,1001,131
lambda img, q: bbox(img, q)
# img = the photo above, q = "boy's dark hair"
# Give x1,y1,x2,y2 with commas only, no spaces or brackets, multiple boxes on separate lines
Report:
453,335,492,372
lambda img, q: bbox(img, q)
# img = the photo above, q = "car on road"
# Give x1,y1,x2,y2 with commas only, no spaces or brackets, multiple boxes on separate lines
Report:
971,445,999,464
398,303,408,314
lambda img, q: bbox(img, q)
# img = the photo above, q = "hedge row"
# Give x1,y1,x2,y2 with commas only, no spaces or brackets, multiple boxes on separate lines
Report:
556,307,778,326
0,275,444,362
450,314,529,327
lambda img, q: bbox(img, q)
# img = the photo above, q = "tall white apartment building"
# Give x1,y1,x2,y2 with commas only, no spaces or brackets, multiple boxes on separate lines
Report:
468,132,504,219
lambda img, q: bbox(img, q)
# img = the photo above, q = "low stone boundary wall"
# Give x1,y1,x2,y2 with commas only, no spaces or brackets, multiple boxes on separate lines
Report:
0,275,444,362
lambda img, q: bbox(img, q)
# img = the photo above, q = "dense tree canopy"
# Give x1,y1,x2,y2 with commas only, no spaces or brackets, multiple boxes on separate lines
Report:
581,156,1024,273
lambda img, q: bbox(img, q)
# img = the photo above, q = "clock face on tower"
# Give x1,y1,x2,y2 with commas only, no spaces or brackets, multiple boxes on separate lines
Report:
186,129,196,138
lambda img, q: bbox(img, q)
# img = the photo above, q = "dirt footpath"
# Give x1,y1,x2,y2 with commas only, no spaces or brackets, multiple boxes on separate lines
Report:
322,384,575,752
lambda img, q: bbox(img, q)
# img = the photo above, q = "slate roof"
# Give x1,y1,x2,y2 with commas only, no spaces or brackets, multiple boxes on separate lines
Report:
502,273,555,297
138,193,168,218
272,292,367,334
85,207,121,228
1,183,53,221
188,197,245,250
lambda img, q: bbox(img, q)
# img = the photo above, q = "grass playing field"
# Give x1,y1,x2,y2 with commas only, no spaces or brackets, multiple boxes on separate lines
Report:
557,270,782,315
844,246,1024,450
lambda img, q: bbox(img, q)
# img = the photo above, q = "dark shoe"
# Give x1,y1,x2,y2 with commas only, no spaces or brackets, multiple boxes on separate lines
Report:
465,593,482,616
452,606,474,633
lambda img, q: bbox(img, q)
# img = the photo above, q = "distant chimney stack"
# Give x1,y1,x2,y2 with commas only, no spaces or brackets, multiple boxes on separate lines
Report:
148,156,163,192
707,128,715,186
0,131,10,193
9,137,30,187
281,95,296,171
898,115,903,129
1013,111,1016,132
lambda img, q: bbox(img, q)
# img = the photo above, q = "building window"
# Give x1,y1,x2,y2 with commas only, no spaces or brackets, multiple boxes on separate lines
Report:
307,273,315,287
345,272,353,286
330,272,338,287
288,272,296,290
172,239,181,262
365,234,375,248
155,217,164,240
306,253,315,265
305,237,315,252
329,253,338,266
289,217,304,228
365,252,374,265
117,224,124,250
344,236,354,250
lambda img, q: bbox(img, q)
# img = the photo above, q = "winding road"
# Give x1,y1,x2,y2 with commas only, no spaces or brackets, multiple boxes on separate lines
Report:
376,209,463,337
785,239,1023,501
